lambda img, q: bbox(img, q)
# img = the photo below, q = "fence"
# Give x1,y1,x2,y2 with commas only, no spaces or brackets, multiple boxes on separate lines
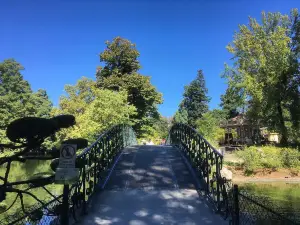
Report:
232,185,299,225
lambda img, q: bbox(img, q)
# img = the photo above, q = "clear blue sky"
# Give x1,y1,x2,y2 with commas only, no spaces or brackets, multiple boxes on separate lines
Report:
1,0,298,117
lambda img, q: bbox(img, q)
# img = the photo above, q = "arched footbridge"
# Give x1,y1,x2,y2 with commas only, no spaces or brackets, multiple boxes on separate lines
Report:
0,117,298,225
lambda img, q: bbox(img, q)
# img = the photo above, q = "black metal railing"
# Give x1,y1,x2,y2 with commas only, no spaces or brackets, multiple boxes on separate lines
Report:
65,124,137,224
0,116,136,225
167,123,299,225
167,123,232,217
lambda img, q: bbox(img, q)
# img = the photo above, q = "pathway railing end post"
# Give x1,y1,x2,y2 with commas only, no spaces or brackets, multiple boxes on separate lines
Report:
61,184,70,225
233,184,240,225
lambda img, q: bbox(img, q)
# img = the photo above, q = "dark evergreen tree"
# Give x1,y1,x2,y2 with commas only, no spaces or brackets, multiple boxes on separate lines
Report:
220,86,244,119
180,70,210,127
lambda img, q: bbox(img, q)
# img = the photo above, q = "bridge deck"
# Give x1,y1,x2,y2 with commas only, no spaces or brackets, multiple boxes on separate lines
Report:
80,145,227,225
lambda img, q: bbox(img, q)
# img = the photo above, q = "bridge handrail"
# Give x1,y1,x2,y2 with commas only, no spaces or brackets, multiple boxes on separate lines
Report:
0,123,137,225
78,124,127,157
167,123,228,216
168,123,299,225
64,124,136,224
168,123,223,157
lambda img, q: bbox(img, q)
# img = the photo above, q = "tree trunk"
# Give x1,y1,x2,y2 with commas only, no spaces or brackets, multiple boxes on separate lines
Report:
277,101,288,145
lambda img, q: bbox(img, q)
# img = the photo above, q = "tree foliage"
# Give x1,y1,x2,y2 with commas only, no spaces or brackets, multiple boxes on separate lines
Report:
180,70,210,127
53,77,136,143
96,37,163,137
0,59,52,143
220,66,246,119
139,115,170,143
173,108,188,124
224,9,300,144
96,36,141,79
196,110,225,147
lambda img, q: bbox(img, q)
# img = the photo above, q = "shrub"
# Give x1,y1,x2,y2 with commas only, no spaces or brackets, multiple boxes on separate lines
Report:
281,148,300,168
236,146,300,174
236,146,261,173
259,146,282,169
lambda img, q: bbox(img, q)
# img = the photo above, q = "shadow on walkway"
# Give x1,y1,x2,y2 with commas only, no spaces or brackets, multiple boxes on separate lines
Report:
79,145,227,225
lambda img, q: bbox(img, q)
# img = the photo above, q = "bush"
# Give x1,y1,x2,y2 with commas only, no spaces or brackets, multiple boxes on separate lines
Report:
236,146,262,173
281,148,300,168
236,146,300,174
259,146,282,169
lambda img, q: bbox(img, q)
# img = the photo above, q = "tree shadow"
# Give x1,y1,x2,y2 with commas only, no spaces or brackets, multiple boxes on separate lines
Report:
79,145,226,225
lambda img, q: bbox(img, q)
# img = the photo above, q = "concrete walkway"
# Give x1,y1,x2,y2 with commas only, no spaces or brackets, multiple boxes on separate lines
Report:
79,145,227,225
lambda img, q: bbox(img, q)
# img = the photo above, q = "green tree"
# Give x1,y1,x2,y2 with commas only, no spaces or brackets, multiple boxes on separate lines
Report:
0,59,52,143
220,66,246,119
96,36,141,79
196,110,225,147
139,115,170,144
225,9,300,144
173,108,188,124
53,77,136,142
154,116,170,139
180,70,210,127
96,37,163,137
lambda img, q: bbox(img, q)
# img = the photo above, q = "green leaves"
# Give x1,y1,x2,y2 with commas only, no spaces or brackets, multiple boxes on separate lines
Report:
196,110,225,147
179,70,210,127
0,59,52,144
173,108,188,124
97,37,141,78
224,9,300,144
96,37,163,138
53,77,137,143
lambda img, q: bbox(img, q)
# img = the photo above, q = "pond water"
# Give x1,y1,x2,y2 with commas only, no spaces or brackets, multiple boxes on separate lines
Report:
0,160,62,222
239,182,300,222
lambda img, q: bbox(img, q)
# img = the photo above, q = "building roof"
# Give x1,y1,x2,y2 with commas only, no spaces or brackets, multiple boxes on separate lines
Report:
220,114,251,128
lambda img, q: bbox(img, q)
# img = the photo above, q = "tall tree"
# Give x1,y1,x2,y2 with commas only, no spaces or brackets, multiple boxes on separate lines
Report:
96,37,163,137
96,36,141,79
180,70,210,127
0,59,52,143
225,9,300,144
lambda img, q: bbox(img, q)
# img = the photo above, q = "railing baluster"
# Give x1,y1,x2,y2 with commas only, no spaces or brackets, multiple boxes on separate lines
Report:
233,184,240,225
82,155,87,215
61,184,70,225
216,156,221,212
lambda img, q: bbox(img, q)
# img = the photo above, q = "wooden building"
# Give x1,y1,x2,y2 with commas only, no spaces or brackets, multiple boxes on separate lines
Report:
220,114,260,145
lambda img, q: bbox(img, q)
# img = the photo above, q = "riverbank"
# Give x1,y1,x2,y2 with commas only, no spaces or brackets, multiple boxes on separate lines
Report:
227,166,300,183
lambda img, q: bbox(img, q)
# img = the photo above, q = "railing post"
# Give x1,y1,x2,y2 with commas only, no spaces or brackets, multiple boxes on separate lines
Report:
216,157,221,212
205,144,209,194
61,184,69,225
82,162,87,215
233,184,240,225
